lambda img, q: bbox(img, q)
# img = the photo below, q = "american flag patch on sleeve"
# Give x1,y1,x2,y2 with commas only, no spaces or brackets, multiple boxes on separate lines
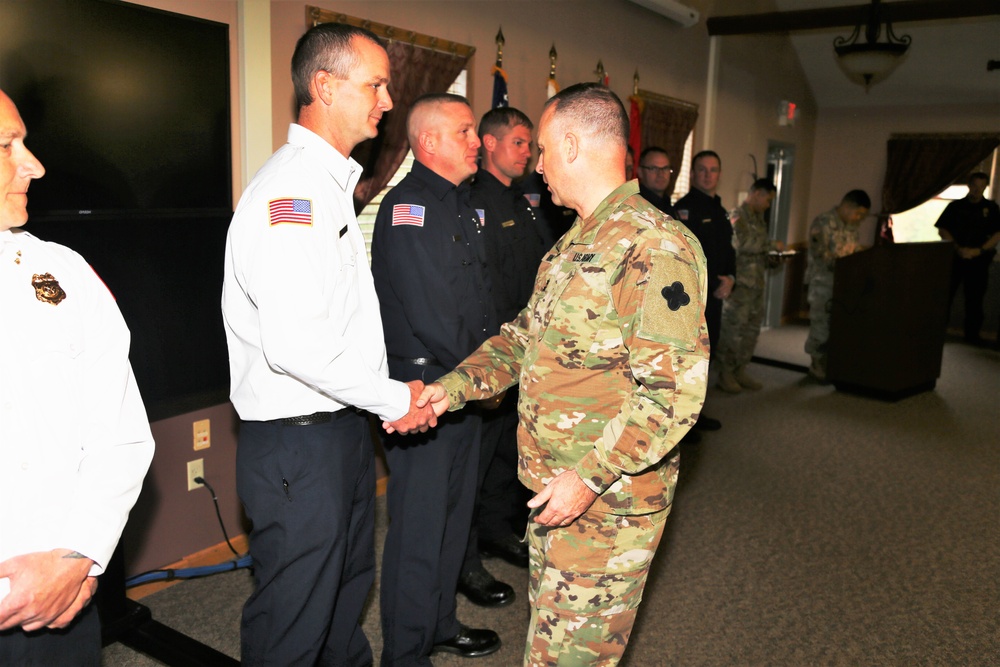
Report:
392,204,425,227
524,193,541,207
475,208,486,226
269,198,313,226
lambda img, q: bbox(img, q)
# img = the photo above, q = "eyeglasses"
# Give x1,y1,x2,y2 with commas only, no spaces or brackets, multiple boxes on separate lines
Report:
640,165,674,175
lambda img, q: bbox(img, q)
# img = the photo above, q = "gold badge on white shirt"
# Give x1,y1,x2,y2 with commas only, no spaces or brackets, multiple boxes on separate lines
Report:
32,273,67,305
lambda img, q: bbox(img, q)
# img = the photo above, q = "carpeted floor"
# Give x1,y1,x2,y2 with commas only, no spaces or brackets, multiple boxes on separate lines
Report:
102,327,999,666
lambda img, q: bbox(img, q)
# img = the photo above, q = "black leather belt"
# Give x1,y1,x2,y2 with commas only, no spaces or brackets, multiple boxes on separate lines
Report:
280,409,363,426
389,354,442,367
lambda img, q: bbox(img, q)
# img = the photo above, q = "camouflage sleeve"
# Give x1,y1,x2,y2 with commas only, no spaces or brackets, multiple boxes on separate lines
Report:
438,308,530,410
573,234,709,493
733,210,767,255
809,215,837,271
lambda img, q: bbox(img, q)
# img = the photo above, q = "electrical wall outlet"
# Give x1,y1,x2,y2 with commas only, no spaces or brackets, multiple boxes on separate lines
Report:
187,458,204,491
193,419,211,450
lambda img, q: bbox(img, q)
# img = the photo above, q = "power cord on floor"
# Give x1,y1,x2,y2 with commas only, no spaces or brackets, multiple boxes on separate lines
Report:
124,474,252,588
194,475,240,557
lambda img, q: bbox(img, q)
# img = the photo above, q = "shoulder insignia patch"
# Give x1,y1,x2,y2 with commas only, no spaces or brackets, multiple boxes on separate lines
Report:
475,208,486,226
269,198,313,226
677,209,689,221
638,249,700,350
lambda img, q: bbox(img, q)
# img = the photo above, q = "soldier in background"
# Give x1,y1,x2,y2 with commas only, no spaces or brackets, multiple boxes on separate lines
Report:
804,189,870,381
411,83,709,665
717,179,782,393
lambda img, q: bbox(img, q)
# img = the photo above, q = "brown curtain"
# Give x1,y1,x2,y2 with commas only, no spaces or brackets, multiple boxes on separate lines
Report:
879,132,1000,242
351,42,470,213
638,93,699,197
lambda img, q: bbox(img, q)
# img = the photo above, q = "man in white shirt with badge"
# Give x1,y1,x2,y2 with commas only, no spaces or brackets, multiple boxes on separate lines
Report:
222,23,436,666
0,88,154,666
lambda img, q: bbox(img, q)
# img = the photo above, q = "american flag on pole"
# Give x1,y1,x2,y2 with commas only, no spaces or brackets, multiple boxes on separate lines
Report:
392,204,425,227
269,198,313,226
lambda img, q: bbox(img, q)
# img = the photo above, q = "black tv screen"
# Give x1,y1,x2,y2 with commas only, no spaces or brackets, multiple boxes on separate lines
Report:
0,0,232,220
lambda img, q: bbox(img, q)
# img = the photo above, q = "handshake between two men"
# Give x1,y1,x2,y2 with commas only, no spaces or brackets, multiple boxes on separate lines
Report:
383,381,599,528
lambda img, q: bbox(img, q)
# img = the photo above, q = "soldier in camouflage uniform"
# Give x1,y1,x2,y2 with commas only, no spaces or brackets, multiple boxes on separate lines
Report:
404,83,710,665
717,179,782,393
804,190,870,380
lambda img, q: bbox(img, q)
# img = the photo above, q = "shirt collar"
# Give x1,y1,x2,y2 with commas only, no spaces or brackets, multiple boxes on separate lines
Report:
287,123,363,193
569,180,640,246
409,160,468,201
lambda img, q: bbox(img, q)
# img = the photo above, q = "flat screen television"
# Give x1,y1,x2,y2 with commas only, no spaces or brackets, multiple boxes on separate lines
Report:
0,0,233,420
0,0,232,220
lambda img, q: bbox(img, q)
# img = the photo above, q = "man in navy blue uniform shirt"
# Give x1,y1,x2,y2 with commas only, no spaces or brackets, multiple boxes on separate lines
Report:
458,107,552,607
371,93,500,664
675,150,734,433
935,172,1000,344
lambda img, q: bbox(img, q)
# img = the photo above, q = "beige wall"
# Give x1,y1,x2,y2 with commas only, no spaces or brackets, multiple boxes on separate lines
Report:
806,102,1000,245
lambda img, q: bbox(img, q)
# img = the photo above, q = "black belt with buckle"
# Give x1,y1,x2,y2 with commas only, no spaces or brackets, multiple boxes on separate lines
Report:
281,412,332,426
280,409,365,426
389,354,442,367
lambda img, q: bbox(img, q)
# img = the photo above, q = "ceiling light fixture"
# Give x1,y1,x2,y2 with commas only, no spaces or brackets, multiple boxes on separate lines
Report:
834,0,911,91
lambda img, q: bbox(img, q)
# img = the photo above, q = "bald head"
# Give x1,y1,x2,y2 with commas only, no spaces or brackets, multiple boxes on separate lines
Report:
535,83,628,218
407,93,480,186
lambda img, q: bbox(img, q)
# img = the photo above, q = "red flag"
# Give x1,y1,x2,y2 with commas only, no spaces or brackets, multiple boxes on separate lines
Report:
628,96,643,177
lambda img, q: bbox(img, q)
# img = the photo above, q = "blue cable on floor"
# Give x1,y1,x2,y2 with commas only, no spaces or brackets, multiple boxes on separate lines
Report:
126,554,253,588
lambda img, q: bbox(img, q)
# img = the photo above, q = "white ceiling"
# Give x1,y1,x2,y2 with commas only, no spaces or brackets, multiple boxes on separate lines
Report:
758,0,1000,108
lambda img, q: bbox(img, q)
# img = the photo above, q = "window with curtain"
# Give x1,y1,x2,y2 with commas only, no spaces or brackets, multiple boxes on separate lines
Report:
879,132,1000,243
891,148,997,243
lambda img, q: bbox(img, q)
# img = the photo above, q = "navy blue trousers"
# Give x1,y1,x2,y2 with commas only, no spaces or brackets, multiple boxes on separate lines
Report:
237,411,376,667
0,600,99,666
379,410,480,667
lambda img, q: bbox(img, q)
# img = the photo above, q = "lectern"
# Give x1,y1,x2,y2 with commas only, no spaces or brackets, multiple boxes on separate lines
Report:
827,241,953,399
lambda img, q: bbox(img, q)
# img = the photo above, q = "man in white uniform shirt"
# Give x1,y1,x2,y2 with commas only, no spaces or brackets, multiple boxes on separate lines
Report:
0,89,154,666
221,23,435,666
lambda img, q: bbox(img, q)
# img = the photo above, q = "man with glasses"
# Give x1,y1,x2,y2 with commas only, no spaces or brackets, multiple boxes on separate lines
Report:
637,146,679,220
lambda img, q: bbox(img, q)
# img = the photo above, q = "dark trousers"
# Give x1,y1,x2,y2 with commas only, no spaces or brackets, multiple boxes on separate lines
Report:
237,411,376,667
948,255,992,341
380,410,481,666
0,600,100,666
462,393,527,573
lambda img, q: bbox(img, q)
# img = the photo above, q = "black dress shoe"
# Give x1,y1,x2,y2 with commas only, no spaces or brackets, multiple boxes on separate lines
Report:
478,533,529,568
458,569,515,607
693,415,721,431
433,625,501,657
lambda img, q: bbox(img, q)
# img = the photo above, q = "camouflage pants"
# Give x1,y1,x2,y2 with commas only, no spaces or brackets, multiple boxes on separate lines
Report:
717,285,766,373
524,505,670,666
804,278,834,362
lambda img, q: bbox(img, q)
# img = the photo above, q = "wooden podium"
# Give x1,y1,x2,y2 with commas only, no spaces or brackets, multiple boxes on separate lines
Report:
827,241,953,399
